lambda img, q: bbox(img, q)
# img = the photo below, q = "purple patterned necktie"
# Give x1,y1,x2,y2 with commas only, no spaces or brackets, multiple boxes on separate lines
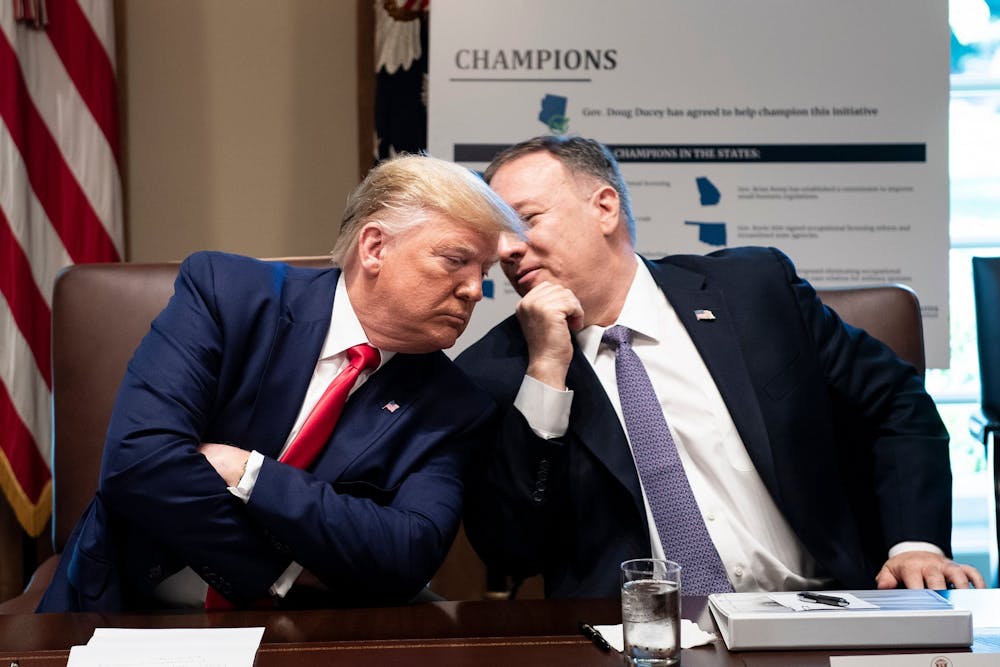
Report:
602,325,733,594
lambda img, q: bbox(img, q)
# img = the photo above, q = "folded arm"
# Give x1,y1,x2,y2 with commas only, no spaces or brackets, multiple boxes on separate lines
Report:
98,255,293,603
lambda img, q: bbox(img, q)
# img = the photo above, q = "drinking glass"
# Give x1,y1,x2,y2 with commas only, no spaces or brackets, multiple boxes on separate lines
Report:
621,558,681,666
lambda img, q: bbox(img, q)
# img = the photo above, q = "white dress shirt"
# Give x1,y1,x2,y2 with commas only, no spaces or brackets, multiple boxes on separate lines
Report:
514,256,934,592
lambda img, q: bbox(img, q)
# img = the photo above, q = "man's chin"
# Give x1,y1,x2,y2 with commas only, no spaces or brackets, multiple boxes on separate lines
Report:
422,329,463,353
438,330,462,350
504,274,531,297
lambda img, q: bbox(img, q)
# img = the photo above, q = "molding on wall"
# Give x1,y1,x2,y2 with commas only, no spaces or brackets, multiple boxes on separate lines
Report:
357,0,374,181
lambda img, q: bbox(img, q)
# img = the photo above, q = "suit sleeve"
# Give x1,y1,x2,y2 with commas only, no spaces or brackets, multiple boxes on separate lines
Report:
244,396,493,604
457,339,573,581
774,247,952,554
98,253,289,604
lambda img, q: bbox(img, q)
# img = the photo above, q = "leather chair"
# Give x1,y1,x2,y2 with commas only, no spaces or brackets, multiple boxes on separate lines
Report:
817,283,926,376
0,261,187,613
969,257,1000,573
0,268,927,611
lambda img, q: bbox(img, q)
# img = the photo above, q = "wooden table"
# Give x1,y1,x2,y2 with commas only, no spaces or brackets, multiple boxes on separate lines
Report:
1,590,997,666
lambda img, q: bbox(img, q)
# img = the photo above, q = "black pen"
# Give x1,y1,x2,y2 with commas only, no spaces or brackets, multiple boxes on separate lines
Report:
578,621,614,652
798,591,849,607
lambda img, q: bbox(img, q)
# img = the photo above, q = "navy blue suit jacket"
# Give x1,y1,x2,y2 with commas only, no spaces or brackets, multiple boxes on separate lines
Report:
456,247,950,598
39,252,494,612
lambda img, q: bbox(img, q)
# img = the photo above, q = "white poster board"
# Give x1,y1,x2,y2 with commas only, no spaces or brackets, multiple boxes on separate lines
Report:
429,0,949,367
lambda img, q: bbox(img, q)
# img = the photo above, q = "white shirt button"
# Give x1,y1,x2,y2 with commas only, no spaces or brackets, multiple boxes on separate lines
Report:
706,511,716,521
734,566,744,577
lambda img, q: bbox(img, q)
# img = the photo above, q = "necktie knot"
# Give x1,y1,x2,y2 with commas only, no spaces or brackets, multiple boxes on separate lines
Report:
602,324,632,351
346,343,380,372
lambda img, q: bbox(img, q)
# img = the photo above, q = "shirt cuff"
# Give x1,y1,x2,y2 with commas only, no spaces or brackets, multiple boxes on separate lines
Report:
888,541,945,558
269,561,304,598
513,374,573,439
226,450,264,503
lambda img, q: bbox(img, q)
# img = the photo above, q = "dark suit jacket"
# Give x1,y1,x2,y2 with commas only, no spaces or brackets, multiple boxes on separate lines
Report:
456,247,950,598
39,251,494,612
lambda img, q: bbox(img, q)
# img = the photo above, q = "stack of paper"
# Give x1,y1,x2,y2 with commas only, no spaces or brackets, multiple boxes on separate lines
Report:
708,589,972,651
67,627,265,667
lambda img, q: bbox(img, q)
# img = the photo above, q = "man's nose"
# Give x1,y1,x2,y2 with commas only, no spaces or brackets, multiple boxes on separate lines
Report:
498,231,526,263
456,272,484,302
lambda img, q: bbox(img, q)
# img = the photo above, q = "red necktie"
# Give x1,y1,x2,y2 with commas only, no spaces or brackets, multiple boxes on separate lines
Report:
206,343,380,610
279,343,381,469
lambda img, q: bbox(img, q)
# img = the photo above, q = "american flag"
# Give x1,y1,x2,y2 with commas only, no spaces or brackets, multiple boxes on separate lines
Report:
0,0,122,537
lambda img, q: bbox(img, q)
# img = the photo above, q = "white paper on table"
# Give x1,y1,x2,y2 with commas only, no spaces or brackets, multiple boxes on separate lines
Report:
768,592,878,611
69,644,236,667
594,620,716,652
68,627,265,667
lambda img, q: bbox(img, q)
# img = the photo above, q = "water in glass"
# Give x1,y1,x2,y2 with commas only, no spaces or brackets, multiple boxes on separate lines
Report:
622,578,680,666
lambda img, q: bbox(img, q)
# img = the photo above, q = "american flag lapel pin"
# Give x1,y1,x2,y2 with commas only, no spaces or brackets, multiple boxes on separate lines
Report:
694,309,716,321
382,400,400,413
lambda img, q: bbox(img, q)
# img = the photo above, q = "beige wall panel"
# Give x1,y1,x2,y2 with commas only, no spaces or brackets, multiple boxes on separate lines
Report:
125,0,358,261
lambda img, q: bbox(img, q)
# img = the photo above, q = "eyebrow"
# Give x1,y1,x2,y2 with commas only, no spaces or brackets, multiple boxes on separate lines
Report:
435,240,494,260
502,195,541,212
440,241,499,268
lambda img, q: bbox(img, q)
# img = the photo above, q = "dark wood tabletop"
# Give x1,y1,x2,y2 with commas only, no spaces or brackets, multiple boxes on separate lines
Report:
1,589,997,666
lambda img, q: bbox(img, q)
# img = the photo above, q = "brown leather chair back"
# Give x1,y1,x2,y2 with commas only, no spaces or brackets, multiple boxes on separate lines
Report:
50,257,333,552
816,284,926,376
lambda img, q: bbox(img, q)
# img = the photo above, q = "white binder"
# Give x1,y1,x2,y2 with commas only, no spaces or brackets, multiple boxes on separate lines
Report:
708,589,973,651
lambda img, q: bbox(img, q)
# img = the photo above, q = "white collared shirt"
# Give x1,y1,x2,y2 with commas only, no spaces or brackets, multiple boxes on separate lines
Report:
516,256,831,591
232,274,393,497
276,274,393,459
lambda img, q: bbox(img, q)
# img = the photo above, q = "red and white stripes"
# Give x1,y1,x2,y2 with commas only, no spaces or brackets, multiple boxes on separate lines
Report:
0,0,121,537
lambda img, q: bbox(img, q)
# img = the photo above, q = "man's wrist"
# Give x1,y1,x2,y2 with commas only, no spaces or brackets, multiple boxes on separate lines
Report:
888,541,944,558
525,360,570,391
227,450,264,503
514,374,572,439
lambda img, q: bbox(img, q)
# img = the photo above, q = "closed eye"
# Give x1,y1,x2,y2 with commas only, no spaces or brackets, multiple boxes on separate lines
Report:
441,254,470,271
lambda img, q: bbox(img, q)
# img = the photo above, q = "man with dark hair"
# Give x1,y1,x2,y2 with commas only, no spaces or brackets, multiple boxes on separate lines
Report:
457,135,984,597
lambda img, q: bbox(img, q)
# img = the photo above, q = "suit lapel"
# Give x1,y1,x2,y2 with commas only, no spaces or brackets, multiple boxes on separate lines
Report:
315,355,417,482
645,258,780,497
242,268,341,458
565,345,649,519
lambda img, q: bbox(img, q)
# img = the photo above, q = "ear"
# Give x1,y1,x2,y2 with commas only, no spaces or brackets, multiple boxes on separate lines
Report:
593,185,622,236
356,222,387,276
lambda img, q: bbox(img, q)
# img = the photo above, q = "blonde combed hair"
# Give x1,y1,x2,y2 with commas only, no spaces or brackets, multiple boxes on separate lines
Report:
331,154,522,266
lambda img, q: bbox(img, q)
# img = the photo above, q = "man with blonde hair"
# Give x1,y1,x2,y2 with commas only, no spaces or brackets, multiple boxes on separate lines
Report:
38,154,521,612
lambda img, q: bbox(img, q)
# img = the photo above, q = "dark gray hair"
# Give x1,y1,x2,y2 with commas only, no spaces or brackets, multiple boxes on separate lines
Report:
483,136,635,244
